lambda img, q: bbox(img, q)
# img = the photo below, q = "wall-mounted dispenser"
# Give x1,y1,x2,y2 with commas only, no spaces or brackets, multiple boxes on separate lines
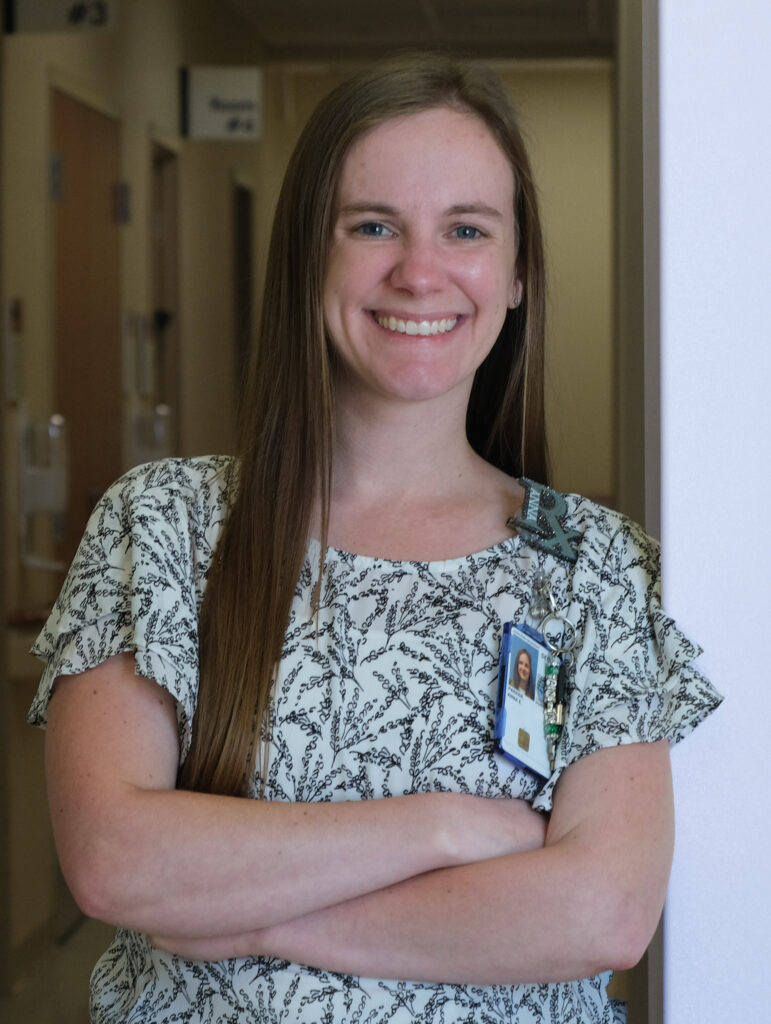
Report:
18,411,69,572
127,401,173,468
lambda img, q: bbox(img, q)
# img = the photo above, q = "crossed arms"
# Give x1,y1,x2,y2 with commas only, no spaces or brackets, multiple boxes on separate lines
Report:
45,652,673,985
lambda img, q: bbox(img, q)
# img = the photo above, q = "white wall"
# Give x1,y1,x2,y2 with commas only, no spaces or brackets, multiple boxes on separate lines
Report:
658,1,771,1020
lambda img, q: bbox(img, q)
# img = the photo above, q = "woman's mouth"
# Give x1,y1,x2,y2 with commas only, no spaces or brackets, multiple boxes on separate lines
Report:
374,312,459,336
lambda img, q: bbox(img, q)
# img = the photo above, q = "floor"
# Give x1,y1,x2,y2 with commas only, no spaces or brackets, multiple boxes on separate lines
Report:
0,917,114,1024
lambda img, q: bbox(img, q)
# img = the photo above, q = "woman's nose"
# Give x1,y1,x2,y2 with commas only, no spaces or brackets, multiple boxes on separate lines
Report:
388,236,447,294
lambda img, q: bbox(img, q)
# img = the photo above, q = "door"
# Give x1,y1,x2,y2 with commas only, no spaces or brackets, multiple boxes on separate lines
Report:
50,89,122,564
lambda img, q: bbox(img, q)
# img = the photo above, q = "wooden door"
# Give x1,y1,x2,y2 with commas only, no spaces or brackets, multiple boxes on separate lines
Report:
51,89,121,563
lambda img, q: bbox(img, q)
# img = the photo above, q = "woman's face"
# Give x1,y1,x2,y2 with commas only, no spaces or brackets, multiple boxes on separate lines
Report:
517,651,531,683
323,107,521,408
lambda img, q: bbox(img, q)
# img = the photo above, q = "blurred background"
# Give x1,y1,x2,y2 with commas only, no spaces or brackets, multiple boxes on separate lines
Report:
0,1,654,1021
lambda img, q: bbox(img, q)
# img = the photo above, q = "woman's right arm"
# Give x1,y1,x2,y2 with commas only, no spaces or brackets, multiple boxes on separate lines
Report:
45,653,545,940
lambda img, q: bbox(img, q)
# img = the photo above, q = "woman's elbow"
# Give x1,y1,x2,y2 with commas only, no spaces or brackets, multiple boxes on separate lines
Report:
596,886,666,973
57,836,123,923
55,820,147,926
66,870,115,924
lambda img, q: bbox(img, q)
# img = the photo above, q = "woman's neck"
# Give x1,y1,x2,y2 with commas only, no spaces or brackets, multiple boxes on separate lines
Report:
332,389,478,504
315,387,524,560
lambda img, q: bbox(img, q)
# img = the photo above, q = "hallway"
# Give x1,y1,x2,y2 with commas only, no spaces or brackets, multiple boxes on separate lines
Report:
0,918,113,1024
0,2,638,1021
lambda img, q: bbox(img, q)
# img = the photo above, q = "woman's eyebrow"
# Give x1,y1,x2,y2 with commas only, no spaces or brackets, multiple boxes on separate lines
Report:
445,203,504,219
337,202,399,216
336,202,504,219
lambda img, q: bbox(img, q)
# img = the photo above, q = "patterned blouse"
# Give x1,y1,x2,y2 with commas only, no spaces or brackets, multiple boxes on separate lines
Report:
29,456,721,1024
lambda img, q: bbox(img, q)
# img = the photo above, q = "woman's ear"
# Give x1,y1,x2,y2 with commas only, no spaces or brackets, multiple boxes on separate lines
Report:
508,276,523,309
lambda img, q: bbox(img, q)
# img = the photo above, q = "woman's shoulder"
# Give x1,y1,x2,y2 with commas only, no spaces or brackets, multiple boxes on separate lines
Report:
567,490,654,550
513,477,655,570
88,456,238,538
106,454,237,506
32,457,237,657
68,455,238,578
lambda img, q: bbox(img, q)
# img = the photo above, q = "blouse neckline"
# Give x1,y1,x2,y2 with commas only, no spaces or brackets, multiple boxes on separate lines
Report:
305,532,526,571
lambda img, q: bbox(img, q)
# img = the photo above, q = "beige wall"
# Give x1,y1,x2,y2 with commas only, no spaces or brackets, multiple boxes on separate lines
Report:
499,64,614,500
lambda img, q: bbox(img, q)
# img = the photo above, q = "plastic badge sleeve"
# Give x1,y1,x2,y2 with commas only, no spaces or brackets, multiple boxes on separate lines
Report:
494,622,552,780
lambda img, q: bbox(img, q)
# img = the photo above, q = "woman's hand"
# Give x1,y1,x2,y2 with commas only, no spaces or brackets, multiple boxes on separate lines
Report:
442,791,547,865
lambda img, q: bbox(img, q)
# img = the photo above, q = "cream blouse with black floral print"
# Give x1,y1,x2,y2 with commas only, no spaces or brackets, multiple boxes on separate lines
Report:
30,456,721,1024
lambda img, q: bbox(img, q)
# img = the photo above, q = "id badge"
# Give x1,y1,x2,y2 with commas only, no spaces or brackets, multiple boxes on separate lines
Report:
494,622,553,779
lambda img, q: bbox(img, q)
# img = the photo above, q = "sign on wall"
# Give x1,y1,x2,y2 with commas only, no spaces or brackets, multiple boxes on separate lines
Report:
180,66,263,142
3,0,115,33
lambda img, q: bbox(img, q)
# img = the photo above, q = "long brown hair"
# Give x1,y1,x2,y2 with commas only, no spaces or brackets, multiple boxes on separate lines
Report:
178,54,549,797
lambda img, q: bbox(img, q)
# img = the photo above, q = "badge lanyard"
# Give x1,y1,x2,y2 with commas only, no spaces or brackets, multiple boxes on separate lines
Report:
537,608,577,770
495,479,580,774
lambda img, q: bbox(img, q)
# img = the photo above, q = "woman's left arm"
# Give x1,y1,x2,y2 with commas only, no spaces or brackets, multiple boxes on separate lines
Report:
153,739,673,985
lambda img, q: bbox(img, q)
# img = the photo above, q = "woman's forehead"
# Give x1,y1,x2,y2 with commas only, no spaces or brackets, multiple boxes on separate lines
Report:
335,108,515,210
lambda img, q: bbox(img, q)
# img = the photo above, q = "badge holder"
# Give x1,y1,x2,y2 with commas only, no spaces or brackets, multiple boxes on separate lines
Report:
495,477,581,778
493,622,554,778
494,613,576,778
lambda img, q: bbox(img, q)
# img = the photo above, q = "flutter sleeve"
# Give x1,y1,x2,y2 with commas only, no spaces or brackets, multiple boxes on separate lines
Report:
532,512,722,812
27,457,232,762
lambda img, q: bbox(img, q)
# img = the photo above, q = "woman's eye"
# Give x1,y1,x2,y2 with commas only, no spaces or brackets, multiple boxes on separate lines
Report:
452,225,483,240
356,222,391,237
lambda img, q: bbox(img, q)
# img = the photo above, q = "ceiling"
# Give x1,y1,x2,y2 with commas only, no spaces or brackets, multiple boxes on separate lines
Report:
219,0,616,61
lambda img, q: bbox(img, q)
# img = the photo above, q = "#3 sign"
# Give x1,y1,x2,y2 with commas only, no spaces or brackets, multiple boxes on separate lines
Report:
5,0,114,32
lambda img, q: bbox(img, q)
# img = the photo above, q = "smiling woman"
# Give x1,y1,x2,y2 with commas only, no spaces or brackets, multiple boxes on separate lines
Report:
324,108,520,411
28,53,721,1024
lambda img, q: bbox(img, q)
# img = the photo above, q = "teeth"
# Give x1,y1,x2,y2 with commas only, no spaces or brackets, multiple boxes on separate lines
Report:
376,315,458,336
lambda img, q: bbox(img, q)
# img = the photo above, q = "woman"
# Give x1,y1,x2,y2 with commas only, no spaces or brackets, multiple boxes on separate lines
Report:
514,648,536,700
30,56,721,1023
